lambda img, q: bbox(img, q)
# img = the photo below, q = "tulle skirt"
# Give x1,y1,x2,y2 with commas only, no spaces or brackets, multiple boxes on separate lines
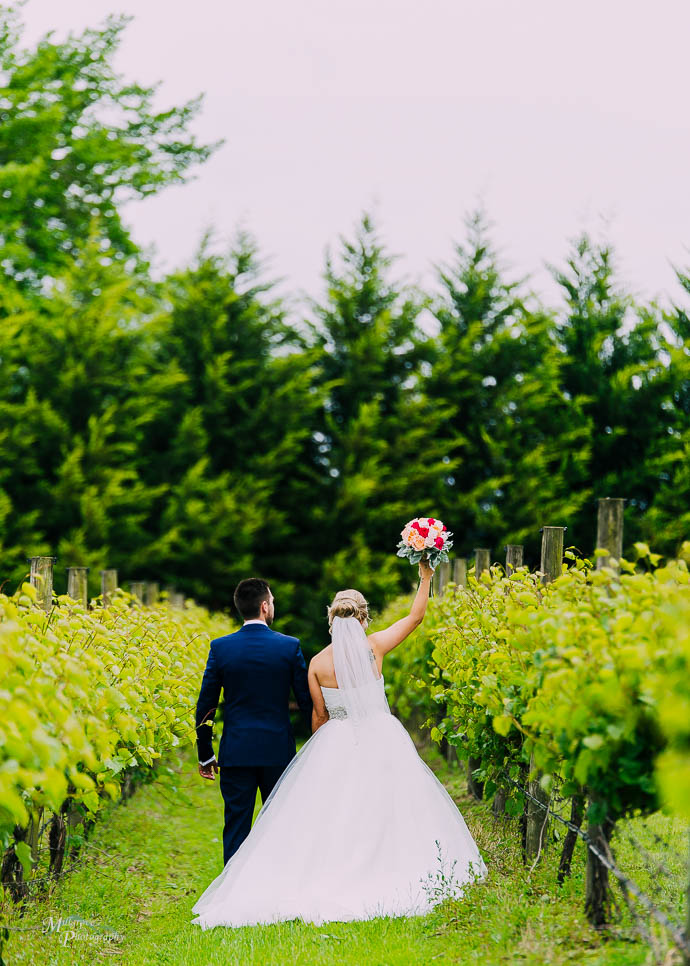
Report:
191,711,488,928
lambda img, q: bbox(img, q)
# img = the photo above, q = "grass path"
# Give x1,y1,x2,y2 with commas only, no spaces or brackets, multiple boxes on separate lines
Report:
1,743,655,966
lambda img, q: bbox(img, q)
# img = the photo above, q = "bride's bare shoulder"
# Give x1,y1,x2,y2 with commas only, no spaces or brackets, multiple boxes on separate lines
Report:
308,644,332,668
309,645,337,688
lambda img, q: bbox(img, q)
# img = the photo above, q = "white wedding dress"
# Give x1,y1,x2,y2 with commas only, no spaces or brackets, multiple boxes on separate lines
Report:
191,616,487,929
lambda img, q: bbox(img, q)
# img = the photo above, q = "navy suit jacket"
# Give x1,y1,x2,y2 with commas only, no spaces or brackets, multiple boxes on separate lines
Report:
195,622,313,767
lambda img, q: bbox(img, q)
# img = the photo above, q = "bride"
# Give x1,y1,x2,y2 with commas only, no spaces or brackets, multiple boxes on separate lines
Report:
191,560,487,929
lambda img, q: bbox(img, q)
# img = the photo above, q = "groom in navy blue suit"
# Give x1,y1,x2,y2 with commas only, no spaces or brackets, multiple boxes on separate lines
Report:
195,578,313,865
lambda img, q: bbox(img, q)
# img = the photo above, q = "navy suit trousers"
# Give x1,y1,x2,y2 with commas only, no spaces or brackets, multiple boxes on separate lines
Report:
219,762,289,865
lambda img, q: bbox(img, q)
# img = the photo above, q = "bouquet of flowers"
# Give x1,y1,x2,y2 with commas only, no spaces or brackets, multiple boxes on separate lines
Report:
396,517,453,570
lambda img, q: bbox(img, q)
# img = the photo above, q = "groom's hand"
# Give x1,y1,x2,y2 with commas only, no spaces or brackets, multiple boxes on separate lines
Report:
199,759,219,780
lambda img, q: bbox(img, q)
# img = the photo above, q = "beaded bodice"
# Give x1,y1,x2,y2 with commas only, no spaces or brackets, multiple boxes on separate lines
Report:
320,674,387,720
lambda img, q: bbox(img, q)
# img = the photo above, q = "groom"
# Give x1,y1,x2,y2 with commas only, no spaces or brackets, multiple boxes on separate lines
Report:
195,578,313,865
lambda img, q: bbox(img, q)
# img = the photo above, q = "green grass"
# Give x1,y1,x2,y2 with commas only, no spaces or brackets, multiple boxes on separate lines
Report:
1,741,683,966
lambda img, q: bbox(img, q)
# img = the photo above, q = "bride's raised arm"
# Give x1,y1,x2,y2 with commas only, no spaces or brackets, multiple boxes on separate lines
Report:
368,558,434,658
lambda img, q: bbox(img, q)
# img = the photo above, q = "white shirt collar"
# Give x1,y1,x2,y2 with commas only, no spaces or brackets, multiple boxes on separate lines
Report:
243,619,268,626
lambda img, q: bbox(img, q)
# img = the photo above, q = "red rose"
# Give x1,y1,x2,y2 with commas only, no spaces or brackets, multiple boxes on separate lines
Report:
428,517,436,525
418,527,429,538
411,521,421,532
442,525,447,531
435,536,444,548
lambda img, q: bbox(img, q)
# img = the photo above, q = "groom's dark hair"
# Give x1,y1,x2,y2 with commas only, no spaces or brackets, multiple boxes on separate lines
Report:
233,578,271,619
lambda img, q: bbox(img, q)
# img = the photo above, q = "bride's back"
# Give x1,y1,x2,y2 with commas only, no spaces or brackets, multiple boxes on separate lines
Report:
308,571,431,729
312,589,378,690
311,638,383,690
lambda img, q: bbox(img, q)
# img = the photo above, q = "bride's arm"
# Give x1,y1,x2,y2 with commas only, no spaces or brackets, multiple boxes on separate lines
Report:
368,559,434,658
308,660,329,733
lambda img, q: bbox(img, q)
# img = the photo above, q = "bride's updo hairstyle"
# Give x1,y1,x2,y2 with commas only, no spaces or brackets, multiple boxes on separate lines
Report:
327,589,369,630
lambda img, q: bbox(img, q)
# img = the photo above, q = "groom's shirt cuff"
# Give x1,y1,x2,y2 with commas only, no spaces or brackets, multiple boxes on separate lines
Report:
199,755,216,766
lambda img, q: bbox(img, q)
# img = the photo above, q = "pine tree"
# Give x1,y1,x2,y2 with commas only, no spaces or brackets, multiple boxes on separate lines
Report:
0,228,177,595
548,233,674,553
148,233,325,625
423,211,589,567
640,267,690,550
308,213,447,618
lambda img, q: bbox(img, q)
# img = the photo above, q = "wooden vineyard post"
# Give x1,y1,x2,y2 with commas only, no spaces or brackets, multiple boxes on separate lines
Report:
595,497,625,572
584,819,614,927
539,525,565,584
466,549,491,800
27,806,43,869
557,795,585,884
452,557,467,587
684,829,690,966
492,789,507,819
523,526,565,863
437,556,453,764
434,561,451,597
47,801,69,881
100,569,118,607
466,765,483,804
491,545,524,817
167,588,185,608
432,560,451,760
0,823,29,901
474,548,490,581
129,581,145,604
505,544,524,576
29,555,55,613
144,581,159,606
67,566,89,605
524,752,550,865
585,498,625,925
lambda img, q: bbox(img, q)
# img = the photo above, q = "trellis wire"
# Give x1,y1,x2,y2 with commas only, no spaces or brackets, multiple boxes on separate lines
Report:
501,771,690,957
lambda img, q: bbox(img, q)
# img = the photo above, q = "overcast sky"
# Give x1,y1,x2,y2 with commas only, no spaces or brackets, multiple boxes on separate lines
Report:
19,0,690,312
